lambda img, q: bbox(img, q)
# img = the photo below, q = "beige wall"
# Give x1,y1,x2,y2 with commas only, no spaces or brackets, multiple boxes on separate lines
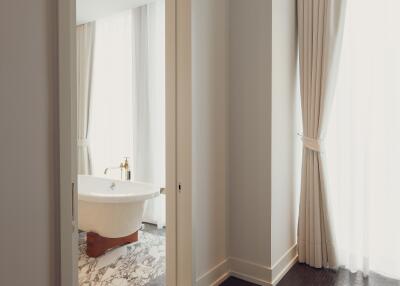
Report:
192,0,229,284
0,0,59,285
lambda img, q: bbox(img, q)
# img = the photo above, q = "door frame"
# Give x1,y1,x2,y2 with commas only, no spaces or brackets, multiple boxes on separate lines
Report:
58,0,192,285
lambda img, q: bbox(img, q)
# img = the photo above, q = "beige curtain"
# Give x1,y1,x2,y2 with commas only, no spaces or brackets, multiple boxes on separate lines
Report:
76,23,95,175
297,0,346,268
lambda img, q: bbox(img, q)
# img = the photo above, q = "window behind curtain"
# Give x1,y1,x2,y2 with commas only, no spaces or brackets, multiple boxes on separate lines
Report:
89,11,134,179
326,0,400,278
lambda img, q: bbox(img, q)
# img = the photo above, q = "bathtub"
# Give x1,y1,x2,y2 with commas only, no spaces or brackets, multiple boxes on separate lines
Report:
78,175,160,238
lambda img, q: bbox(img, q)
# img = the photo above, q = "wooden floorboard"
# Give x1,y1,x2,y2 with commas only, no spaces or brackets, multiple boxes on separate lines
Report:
220,263,400,286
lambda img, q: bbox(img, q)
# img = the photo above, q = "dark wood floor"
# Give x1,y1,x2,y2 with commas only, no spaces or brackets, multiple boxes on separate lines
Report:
220,263,400,286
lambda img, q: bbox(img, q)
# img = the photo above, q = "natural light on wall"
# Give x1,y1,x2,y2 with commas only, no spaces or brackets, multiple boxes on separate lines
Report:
326,0,400,279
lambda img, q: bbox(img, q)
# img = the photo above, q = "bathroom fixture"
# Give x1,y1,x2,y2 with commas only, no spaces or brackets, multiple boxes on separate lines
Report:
104,157,132,180
78,175,160,257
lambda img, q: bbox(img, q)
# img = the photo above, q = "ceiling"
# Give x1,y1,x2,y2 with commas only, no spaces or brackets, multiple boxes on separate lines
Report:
76,0,156,25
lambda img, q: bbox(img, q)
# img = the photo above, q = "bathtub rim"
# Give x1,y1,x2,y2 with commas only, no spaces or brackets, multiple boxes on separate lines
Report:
78,175,161,203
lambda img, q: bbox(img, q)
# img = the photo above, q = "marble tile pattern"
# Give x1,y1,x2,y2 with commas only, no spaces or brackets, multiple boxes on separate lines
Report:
79,224,165,286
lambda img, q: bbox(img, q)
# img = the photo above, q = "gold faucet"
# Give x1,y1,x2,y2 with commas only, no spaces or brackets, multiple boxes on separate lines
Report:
104,157,131,181
121,157,131,180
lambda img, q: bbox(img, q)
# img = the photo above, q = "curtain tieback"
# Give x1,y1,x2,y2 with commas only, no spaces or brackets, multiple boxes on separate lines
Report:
300,135,323,152
77,139,90,147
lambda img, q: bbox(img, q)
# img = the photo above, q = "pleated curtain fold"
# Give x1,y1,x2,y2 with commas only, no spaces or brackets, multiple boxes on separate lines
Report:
76,22,95,175
297,0,347,268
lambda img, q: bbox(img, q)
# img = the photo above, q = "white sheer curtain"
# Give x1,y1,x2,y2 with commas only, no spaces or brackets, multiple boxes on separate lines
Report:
76,22,95,175
326,0,400,279
90,11,134,178
132,1,166,228
89,2,166,227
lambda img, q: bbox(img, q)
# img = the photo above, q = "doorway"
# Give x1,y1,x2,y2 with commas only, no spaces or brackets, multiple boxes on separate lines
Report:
58,0,192,285
77,2,166,284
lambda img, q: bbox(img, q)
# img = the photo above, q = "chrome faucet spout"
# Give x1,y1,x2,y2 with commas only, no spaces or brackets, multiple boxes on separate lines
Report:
104,166,121,175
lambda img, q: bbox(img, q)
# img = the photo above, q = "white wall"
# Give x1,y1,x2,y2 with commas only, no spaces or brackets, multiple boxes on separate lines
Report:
0,0,298,285
228,0,299,284
0,0,59,285
192,0,299,284
228,0,272,275
271,0,300,279
192,0,229,285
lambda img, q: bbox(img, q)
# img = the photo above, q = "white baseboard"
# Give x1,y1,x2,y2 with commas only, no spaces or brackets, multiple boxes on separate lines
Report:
195,245,297,286
270,244,298,285
229,257,271,285
196,259,230,286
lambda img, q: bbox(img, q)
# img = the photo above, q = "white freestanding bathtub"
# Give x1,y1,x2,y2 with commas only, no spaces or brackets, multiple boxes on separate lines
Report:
78,175,160,238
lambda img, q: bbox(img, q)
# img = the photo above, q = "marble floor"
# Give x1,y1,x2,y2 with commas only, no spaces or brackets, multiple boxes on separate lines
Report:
78,224,165,286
